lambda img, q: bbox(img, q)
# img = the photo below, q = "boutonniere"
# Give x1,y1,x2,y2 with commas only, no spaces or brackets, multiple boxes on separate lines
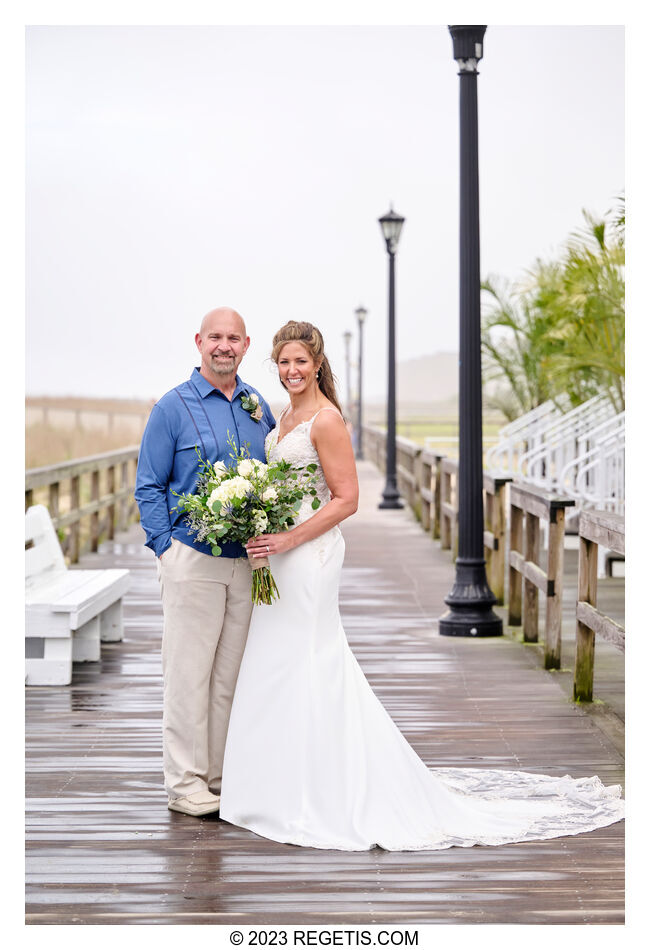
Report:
240,391,264,422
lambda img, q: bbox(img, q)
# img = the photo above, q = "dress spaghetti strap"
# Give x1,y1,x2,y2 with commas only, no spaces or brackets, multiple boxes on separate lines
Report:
309,407,343,424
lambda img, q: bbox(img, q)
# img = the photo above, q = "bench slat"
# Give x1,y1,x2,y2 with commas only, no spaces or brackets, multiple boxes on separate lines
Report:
25,506,130,682
50,570,130,628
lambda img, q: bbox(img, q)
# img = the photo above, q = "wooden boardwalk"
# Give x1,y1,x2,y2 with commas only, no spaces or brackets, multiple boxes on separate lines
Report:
25,461,624,925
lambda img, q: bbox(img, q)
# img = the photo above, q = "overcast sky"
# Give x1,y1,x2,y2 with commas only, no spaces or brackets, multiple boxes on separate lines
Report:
25,21,624,405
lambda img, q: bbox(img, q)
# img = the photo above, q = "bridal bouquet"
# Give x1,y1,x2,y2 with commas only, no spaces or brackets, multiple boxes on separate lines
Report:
172,434,321,604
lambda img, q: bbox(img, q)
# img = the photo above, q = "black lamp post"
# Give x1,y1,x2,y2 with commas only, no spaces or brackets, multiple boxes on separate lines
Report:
439,25,502,637
343,329,353,420
378,207,405,509
354,307,367,459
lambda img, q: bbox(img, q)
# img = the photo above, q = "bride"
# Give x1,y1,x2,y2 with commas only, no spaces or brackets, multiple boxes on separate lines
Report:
219,320,624,851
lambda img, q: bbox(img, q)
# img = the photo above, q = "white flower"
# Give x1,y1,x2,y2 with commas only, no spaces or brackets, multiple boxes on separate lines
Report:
261,486,278,503
249,393,260,404
237,459,255,477
213,461,228,479
253,509,268,532
209,476,254,508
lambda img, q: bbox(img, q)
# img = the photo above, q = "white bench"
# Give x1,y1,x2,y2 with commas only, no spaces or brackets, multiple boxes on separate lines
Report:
25,505,130,686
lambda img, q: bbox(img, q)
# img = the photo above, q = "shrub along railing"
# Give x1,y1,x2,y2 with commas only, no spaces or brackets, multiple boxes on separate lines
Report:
25,447,140,564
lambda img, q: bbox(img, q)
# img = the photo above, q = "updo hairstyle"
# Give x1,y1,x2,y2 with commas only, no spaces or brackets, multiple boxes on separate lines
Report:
271,321,343,415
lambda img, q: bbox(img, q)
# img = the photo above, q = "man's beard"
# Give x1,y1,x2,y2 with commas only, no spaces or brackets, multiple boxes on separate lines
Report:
210,355,236,375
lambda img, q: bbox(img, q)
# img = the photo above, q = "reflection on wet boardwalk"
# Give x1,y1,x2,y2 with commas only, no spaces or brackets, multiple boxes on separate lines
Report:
25,462,624,925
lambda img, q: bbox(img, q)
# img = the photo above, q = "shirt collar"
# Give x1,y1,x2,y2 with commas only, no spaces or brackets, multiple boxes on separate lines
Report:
191,367,248,401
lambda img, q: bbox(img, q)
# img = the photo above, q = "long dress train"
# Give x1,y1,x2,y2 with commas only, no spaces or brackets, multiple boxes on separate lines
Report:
219,411,624,851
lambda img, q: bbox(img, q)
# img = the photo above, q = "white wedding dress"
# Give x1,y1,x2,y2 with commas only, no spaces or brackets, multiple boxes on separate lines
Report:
219,410,624,851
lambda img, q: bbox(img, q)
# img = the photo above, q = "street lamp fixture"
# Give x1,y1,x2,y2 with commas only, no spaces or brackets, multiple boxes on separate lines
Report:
439,25,502,638
378,206,405,509
354,307,367,459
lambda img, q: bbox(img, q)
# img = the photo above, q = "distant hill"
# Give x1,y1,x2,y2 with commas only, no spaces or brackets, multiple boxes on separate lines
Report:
366,352,459,411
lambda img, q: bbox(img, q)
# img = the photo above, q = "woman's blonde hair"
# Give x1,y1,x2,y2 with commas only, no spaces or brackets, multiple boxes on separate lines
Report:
271,321,343,415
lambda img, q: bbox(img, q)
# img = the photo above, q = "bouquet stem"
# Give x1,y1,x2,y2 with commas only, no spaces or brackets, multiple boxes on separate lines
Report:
251,556,280,605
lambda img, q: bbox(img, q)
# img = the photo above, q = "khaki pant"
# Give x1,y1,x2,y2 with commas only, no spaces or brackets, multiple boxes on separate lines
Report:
157,538,253,800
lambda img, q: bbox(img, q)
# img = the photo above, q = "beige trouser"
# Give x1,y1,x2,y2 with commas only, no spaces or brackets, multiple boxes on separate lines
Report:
157,538,253,800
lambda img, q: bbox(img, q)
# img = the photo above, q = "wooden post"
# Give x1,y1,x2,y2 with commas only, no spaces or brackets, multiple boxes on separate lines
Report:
70,475,80,564
48,481,60,523
107,465,116,540
574,534,598,701
119,462,128,530
508,504,523,627
485,488,494,588
523,511,540,643
451,467,458,562
90,469,100,552
418,455,430,532
441,469,452,550
491,481,508,605
128,458,138,523
545,507,566,670
433,455,443,540
412,449,421,519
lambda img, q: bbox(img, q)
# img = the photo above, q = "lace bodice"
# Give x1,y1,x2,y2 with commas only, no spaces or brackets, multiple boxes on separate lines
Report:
265,408,339,526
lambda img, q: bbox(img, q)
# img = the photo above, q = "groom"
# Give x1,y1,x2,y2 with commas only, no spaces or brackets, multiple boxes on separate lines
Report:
135,307,275,816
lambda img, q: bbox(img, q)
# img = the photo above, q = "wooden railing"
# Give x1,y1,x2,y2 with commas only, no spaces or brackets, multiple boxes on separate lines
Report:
363,426,511,604
25,447,140,563
396,438,421,516
574,510,625,702
418,450,445,540
440,458,458,558
508,483,575,670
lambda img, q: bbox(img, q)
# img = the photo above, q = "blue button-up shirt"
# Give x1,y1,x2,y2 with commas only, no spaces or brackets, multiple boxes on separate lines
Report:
135,368,275,558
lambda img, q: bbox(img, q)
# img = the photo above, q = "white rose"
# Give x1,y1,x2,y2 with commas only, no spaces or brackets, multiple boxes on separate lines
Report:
213,461,228,478
237,459,255,477
261,487,278,503
249,393,260,404
209,476,254,507
253,510,268,531
208,488,222,510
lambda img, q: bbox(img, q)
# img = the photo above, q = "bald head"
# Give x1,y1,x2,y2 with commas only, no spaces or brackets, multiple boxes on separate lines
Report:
195,306,250,391
199,307,247,338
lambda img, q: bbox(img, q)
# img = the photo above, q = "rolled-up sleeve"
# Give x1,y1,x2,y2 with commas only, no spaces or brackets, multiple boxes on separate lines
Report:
135,405,175,557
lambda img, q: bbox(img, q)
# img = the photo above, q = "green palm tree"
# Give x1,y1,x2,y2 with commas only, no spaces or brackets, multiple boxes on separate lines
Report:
481,197,625,417
539,204,625,411
481,274,560,420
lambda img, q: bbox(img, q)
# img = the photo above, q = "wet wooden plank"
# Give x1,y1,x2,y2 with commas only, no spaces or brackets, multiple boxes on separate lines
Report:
25,462,624,925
